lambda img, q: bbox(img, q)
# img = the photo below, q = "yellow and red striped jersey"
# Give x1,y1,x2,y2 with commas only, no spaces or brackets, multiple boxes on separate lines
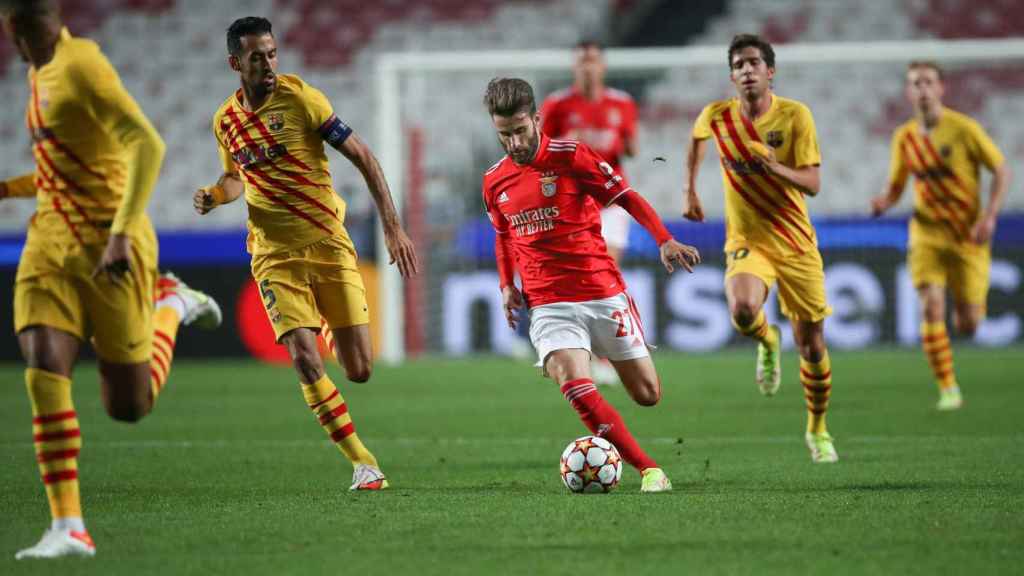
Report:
693,95,821,256
23,27,161,245
212,74,352,256
887,107,1004,246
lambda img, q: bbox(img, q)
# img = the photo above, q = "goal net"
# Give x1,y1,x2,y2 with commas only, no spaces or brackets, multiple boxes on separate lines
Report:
376,40,1024,361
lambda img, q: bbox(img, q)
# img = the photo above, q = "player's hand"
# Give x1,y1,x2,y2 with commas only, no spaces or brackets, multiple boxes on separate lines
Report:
93,233,132,283
870,194,894,218
501,285,525,329
659,238,700,274
752,143,783,175
970,216,996,245
683,189,704,222
384,225,419,278
194,187,217,215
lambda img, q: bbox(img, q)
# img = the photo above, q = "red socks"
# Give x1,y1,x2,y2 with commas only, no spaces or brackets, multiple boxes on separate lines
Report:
559,378,658,471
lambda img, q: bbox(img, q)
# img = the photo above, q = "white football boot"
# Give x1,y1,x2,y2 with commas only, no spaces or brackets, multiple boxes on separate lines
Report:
350,464,389,491
156,272,223,329
805,432,839,463
15,529,95,560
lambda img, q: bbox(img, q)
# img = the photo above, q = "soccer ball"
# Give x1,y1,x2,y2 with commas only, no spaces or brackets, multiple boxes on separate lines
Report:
559,435,623,493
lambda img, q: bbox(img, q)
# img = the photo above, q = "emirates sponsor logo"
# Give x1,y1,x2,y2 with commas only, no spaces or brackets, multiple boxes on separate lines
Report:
507,206,560,237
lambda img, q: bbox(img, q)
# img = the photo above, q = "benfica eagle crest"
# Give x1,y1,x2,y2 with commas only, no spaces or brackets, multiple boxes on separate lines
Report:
540,173,558,197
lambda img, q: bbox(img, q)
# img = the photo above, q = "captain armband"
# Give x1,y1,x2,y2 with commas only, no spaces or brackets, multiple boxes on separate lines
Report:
318,114,353,148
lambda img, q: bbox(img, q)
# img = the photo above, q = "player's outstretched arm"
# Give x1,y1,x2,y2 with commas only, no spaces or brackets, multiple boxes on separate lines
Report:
871,182,905,218
194,172,244,215
683,137,708,221
335,132,419,278
0,174,35,199
971,163,1011,244
616,190,700,274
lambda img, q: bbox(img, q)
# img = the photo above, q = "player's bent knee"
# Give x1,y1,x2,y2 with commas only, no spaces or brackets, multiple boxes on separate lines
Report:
730,301,760,327
292,352,325,385
955,316,980,337
102,395,150,423
346,363,372,383
635,385,660,407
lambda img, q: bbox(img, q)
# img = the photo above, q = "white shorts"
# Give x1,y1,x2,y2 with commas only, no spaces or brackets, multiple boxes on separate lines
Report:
600,205,630,250
529,292,651,370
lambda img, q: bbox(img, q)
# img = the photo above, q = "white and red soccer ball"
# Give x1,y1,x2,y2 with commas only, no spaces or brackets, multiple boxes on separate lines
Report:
559,435,623,493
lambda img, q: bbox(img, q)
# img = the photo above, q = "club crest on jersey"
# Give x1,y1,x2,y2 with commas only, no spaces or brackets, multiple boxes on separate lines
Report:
766,131,784,148
607,108,621,127
540,172,559,197
940,144,952,158
267,112,285,132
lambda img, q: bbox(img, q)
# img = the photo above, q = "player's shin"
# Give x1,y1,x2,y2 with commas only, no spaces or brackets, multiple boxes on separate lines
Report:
26,368,85,532
149,306,180,400
732,310,776,345
301,374,378,467
800,352,832,434
559,378,658,472
921,322,957,392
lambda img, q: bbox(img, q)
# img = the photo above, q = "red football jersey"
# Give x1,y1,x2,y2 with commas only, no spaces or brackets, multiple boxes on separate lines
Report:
483,135,633,307
540,87,637,172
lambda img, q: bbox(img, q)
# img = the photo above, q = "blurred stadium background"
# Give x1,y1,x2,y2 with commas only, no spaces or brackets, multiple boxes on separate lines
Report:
0,0,1021,363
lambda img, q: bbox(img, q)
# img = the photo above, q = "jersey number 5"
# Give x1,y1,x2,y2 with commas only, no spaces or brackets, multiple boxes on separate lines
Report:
259,279,277,310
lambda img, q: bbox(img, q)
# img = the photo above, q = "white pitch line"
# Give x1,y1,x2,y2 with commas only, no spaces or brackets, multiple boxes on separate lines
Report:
0,435,1019,450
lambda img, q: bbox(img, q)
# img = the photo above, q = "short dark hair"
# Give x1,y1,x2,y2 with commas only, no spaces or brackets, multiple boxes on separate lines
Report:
0,0,57,18
728,34,775,69
575,39,603,52
484,78,536,117
226,16,272,56
908,60,944,81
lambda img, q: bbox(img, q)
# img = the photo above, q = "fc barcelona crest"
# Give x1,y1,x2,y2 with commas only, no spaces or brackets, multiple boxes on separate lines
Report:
940,144,952,158
267,112,285,132
766,130,784,148
539,172,559,197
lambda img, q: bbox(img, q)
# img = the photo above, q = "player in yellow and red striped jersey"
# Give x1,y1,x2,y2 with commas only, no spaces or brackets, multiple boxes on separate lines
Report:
684,34,837,463
193,17,419,492
2,0,222,560
871,61,1011,411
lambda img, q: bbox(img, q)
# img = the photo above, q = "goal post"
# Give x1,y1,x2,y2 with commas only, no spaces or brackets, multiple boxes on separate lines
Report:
375,38,1024,363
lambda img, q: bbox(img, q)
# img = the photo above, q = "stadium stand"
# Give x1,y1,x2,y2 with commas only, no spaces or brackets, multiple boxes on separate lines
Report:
0,0,1020,233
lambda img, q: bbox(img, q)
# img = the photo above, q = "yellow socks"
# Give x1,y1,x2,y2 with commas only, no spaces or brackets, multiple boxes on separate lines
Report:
150,306,181,400
26,368,83,523
800,353,832,434
921,322,957,391
301,374,378,467
734,310,777,346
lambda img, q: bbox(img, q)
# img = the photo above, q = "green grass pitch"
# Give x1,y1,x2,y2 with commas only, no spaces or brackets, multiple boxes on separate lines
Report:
2,348,1022,575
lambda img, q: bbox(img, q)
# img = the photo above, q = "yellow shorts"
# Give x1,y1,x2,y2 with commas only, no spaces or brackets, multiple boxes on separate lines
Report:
250,233,369,341
14,232,158,364
909,240,990,306
724,245,832,323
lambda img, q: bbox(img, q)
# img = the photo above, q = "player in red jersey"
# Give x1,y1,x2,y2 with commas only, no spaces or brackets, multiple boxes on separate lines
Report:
482,78,700,492
540,41,638,264
541,41,640,384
